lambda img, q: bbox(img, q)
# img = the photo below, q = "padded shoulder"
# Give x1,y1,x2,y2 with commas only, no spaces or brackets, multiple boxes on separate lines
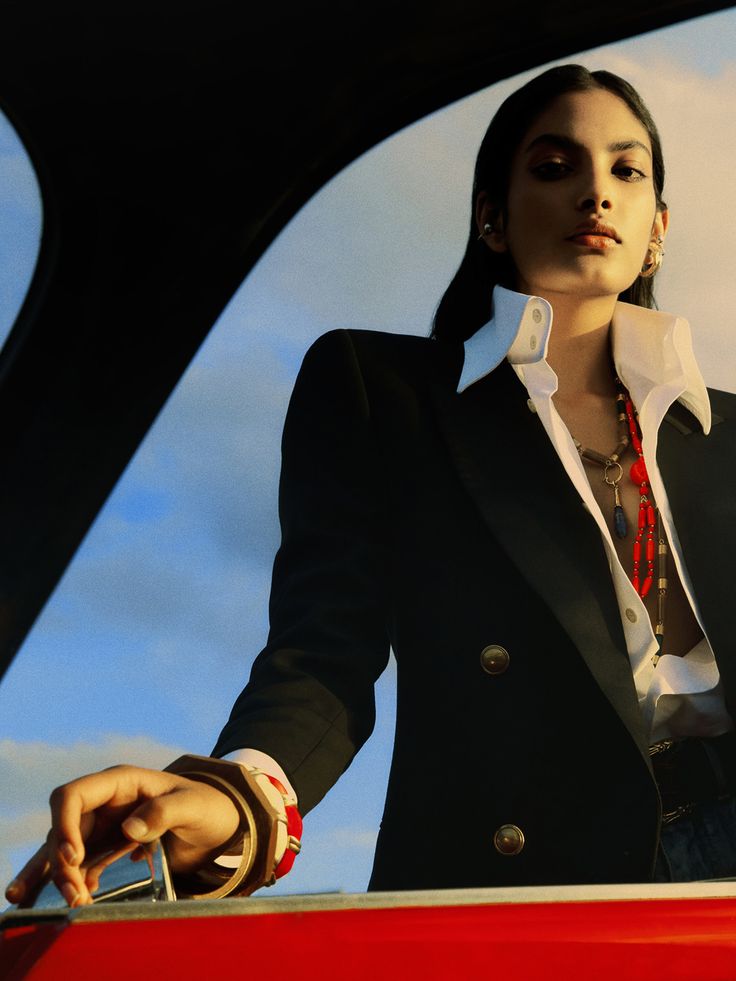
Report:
303,327,463,392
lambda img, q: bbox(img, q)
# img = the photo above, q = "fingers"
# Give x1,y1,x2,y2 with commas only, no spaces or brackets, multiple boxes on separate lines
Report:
8,766,172,907
44,822,92,907
45,778,117,906
47,768,134,870
6,763,242,907
4,838,89,908
4,842,50,906
82,840,138,896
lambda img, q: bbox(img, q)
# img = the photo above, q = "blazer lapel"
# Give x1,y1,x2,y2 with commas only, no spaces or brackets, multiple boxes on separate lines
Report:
657,399,736,713
430,359,648,755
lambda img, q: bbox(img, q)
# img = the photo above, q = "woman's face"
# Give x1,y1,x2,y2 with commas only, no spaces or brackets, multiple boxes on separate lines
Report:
478,88,668,302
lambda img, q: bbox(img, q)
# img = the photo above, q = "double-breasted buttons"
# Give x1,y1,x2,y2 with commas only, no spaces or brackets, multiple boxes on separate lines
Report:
480,644,510,675
493,824,525,856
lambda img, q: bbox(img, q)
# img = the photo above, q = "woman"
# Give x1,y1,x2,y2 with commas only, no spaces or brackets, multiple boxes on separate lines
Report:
7,64,736,907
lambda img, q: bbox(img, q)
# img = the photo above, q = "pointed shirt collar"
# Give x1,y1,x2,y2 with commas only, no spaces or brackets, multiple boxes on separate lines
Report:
457,285,711,434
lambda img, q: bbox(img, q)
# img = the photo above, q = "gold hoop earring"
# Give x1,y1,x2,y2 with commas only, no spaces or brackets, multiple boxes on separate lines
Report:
640,235,665,278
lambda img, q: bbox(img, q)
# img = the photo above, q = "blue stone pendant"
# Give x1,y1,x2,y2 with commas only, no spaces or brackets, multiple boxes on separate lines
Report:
604,462,628,540
614,504,627,539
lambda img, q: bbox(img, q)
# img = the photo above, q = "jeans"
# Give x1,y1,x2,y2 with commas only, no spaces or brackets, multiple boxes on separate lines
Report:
654,794,736,881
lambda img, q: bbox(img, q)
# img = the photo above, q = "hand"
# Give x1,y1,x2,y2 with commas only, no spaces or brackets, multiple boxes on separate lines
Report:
4,763,241,908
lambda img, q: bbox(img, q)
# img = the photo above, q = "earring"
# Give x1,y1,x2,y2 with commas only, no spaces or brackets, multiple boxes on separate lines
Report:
640,235,665,278
477,222,493,242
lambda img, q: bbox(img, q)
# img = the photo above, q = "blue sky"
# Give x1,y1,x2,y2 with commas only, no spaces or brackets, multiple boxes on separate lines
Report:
2,9,736,897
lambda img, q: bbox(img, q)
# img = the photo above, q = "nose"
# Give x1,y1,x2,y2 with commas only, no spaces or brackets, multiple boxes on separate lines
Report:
576,165,613,212
578,194,613,211
578,193,612,212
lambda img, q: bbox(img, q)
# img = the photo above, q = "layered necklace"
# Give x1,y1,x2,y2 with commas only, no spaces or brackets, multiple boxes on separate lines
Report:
573,378,667,665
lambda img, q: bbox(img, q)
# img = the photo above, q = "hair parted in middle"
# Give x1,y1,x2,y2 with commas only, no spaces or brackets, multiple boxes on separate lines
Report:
431,64,667,344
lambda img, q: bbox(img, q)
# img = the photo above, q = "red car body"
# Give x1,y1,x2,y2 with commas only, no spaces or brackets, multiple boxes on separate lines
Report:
3,884,736,980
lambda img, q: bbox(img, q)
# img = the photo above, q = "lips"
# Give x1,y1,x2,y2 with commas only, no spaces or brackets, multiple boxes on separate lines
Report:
567,221,621,247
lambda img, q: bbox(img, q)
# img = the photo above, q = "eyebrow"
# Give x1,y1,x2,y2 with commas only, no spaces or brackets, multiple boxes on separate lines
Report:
524,133,652,159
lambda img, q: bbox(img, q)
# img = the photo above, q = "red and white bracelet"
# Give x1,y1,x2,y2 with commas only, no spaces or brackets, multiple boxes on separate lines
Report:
164,754,303,898
252,771,303,881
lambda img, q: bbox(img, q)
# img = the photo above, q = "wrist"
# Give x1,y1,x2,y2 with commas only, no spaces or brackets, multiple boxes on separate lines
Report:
163,755,302,899
162,779,241,873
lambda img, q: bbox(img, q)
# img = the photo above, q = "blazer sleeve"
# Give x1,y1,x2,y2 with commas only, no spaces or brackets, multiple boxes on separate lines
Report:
212,329,391,814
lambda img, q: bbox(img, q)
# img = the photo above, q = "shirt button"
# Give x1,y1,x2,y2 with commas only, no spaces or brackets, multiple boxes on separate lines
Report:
494,824,525,856
532,308,542,324
480,645,510,675
625,608,638,623
529,334,537,351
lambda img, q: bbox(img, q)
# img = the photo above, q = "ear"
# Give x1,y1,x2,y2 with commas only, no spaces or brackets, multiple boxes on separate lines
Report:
653,207,669,243
475,191,508,254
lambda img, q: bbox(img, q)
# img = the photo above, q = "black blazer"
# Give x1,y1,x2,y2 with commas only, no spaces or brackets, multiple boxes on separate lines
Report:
213,328,736,890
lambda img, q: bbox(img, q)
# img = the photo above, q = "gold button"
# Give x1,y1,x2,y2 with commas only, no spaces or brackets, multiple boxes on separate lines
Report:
494,824,525,856
480,645,510,675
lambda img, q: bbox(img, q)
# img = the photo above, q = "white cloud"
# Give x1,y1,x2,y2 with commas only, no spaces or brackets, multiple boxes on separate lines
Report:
266,824,379,896
0,735,186,816
1,810,49,848
0,735,189,890
326,827,380,850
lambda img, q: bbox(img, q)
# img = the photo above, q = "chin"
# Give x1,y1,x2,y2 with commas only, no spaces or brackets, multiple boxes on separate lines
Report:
519,264,639,301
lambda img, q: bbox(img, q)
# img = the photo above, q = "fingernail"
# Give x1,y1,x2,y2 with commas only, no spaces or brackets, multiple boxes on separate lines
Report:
59,841,77,865
5,879,21,901
61,882,80,907
122,816,148,840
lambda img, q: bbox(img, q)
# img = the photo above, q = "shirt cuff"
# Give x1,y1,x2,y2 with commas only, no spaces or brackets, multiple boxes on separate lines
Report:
221,748,297,802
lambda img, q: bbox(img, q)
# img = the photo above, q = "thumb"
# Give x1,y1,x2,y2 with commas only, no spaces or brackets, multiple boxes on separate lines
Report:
120,781,240,854
120,793,183,843
121,811,156,843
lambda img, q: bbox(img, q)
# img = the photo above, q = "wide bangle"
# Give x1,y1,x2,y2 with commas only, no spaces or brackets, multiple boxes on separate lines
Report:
163,754,285,899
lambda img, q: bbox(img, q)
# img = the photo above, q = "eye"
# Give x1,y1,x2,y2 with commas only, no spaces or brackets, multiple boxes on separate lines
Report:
530,159,572,181
614,164,648,182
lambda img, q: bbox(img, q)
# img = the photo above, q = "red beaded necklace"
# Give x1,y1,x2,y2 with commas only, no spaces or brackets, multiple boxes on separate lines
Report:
624,393,655,596
574,379,668,664
622,385,667,662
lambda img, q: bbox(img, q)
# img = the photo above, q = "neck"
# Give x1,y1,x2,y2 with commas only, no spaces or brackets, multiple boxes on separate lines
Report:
536,291,618,401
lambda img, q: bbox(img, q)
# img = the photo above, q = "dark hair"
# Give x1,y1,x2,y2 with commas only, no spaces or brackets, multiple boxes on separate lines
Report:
431,64,667,342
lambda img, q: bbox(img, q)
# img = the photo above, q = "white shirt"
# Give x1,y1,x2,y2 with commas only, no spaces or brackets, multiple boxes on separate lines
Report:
460,285,733,745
